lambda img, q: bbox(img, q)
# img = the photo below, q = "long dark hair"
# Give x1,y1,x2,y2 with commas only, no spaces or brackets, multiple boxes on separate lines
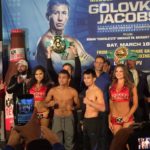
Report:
112,64,134,96
29,65,50,89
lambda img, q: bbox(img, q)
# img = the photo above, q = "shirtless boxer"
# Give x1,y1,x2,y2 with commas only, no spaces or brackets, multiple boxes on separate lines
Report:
45,70,80,150
83,69,105,150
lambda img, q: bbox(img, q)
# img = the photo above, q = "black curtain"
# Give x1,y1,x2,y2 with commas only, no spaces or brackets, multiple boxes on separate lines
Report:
0,0,2,41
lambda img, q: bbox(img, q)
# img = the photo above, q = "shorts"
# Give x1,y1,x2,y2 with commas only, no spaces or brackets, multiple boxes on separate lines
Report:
111,115,134,126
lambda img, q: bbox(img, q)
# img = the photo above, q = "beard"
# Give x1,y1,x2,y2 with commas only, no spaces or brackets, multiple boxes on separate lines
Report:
18,70,27,75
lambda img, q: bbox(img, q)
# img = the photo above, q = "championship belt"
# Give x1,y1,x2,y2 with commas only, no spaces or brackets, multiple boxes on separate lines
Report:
45,35,74,59
114,47,128,60
107,46,138,61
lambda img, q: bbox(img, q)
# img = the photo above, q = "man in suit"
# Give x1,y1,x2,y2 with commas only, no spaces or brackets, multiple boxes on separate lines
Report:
127,59,150,122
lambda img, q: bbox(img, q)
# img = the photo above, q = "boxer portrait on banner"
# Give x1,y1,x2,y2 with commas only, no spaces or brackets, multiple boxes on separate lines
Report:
35,0,94,71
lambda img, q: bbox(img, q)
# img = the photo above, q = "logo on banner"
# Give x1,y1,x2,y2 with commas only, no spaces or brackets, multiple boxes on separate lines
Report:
5,93,14,119
107,46,139,61
45,36,74,60
114,47,128,60
5,92,14,130
10,48,25,62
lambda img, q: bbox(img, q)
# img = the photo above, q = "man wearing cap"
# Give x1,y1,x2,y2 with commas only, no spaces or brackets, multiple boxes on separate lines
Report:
126,56,150,122
7,59,31,116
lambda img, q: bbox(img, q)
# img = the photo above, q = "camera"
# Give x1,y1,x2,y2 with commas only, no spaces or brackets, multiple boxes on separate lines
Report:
15,94,34,125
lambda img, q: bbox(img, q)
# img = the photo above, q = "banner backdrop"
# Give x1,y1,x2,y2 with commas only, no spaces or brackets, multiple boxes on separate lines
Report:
2,0,150,71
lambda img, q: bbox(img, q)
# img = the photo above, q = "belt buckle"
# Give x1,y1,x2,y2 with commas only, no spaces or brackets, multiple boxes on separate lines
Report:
116,117,123,124
37,113,43,119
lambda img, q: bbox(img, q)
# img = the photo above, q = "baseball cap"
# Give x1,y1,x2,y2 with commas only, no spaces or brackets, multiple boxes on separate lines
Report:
16,59,28,69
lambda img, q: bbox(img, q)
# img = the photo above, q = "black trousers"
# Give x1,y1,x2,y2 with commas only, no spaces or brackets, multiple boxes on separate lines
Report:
98,112,110,150
134,100,150,122
83,117,100,150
